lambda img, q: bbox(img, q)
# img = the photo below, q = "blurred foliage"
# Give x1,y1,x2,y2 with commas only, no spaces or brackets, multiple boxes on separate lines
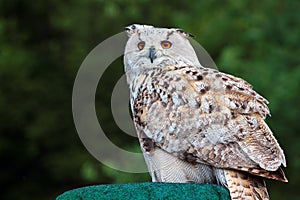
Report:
0,0,299,199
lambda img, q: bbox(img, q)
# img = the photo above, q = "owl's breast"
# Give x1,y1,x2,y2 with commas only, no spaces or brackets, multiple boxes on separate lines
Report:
130,66,233,152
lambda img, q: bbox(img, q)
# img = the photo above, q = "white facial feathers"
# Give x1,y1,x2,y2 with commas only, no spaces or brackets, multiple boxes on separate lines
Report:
124,24,202,76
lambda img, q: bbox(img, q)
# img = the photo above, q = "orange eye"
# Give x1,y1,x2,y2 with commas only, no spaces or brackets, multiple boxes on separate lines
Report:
137,41,145,50
161,40,172,49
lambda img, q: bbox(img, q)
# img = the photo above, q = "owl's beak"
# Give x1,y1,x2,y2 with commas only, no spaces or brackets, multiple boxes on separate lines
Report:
149,47,155,63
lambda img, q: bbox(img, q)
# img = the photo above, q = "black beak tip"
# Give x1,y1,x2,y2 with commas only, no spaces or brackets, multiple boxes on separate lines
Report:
149,47,155,63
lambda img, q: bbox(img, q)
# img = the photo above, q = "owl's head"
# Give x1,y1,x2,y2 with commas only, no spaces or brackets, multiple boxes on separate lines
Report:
124,24,201,74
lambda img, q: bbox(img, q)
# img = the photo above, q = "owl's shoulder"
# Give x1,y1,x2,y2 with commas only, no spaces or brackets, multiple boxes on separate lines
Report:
159,65,270,118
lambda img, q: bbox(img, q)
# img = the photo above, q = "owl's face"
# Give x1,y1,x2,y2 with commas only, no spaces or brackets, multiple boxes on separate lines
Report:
124,24,201,75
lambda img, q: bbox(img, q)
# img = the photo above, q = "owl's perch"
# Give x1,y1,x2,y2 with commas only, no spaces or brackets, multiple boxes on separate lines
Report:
56,182,230,200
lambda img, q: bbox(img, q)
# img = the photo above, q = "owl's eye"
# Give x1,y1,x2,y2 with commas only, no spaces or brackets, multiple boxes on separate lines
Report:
161,40,172,49
137,41,145,50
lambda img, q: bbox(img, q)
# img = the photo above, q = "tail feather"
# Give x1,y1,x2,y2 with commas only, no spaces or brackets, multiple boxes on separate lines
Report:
225,169,269,200
237,166,288,183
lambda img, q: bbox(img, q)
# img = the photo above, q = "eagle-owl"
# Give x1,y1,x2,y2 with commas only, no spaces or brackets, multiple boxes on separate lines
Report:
123,24,287,200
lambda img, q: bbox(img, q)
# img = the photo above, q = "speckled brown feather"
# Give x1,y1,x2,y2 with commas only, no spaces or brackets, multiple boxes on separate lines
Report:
130,65,287,198
132,65,286,171
225,169,269,200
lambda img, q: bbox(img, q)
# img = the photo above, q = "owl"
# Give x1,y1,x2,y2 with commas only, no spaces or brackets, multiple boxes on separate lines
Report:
123,24,287,200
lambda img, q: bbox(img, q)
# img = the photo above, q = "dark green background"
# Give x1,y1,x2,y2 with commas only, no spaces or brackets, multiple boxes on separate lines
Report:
1,0,299,199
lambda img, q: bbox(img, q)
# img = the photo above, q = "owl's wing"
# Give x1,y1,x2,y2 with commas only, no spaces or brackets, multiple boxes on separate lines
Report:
133,65,287,182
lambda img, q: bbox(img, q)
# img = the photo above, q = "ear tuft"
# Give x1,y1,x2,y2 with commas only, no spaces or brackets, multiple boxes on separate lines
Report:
176,29,194,38
125,24,138,37
125,24,154,37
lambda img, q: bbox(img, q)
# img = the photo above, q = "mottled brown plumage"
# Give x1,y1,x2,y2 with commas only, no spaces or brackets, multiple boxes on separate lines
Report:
124,24,287,200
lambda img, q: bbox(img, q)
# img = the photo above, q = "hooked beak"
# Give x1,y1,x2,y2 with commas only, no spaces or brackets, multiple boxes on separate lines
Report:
149,47,155,63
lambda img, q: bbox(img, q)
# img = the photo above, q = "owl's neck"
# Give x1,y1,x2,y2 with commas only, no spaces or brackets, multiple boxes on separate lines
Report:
126,67,154,88
126,57,201,93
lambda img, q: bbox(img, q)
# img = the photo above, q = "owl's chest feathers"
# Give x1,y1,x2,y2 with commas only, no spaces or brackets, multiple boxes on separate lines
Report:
130,68,235,152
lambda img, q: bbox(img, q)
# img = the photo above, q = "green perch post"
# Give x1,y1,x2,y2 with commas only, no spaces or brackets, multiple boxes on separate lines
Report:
57,182,230,200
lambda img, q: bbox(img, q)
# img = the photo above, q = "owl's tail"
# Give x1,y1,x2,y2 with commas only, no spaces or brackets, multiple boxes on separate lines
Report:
225,169,269,200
